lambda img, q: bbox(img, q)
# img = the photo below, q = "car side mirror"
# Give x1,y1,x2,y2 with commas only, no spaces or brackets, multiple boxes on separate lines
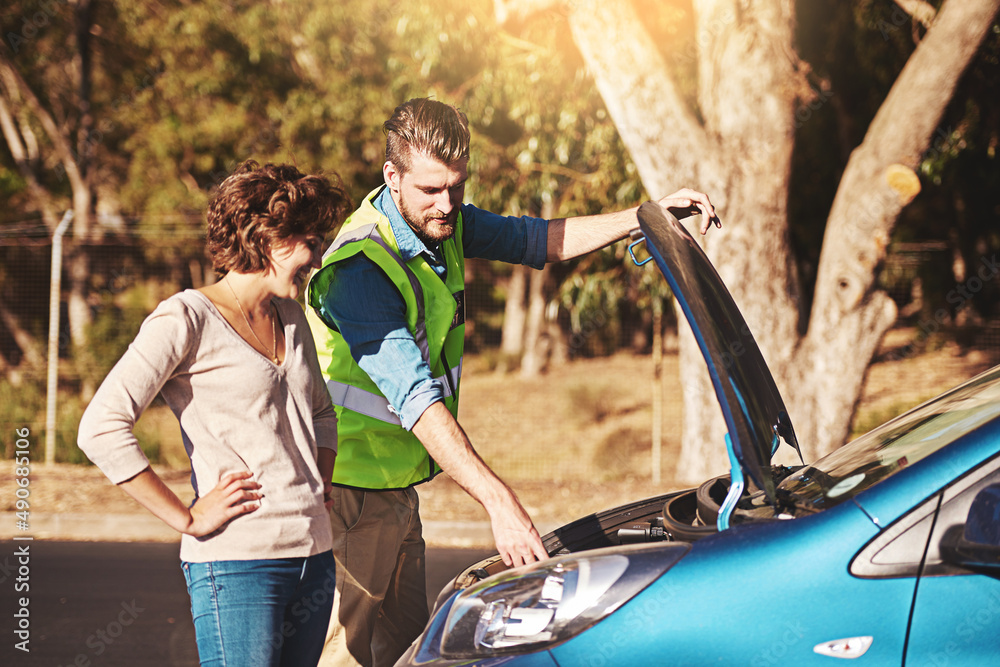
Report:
940,483,1000,575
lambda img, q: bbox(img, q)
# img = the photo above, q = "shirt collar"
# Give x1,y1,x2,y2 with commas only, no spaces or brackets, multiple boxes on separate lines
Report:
374,186,441,264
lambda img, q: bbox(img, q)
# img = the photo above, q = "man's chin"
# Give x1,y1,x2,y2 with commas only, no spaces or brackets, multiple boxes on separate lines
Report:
425,222,457,243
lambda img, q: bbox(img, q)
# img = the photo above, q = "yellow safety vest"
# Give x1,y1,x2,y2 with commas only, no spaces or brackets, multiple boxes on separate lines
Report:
307,187,466,489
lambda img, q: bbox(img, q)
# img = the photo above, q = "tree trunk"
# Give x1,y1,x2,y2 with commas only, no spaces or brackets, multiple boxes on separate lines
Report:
499,0,1000,482
561,0,801,483
0,1,98,360
790,0,1000,459
546,305,569,368
521,263,550,378
497,264,528,373
69,0,94,353
651,299,663,485
521,199,556,378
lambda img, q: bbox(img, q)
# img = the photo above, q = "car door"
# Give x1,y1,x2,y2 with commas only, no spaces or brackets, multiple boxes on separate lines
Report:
904,456,1000,666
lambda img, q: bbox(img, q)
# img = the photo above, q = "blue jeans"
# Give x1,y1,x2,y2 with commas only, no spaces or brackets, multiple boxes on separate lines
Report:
182,551,336,667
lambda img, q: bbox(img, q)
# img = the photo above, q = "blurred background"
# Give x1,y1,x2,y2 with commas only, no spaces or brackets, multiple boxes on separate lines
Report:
1,0,999,494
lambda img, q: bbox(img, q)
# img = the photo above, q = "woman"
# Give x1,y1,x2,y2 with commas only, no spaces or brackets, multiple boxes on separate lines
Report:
78,160,350,666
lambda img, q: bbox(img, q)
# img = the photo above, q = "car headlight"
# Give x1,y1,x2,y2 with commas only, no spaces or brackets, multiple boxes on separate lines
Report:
440,543,689,658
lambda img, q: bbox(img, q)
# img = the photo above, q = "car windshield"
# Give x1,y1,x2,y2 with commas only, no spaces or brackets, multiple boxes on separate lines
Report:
777,365,1000,512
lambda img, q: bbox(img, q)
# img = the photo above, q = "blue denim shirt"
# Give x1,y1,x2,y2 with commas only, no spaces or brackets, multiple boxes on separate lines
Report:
317,186,548,429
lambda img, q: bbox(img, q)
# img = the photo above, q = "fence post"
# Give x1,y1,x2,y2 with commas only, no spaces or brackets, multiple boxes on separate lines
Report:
45,210,74,465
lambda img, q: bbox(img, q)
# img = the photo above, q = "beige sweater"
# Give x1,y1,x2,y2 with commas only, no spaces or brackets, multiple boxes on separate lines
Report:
78,290,336,562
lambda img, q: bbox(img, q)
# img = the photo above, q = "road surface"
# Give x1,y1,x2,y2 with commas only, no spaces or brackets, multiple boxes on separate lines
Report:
2,540,493,666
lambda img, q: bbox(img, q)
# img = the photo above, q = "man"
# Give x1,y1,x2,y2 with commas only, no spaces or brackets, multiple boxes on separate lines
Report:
307,97,719,667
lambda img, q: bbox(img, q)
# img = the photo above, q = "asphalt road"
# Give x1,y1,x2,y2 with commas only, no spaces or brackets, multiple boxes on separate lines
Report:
2,540,493,666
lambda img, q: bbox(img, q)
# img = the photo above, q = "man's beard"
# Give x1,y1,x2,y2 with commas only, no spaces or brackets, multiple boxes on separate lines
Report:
397,194,458,248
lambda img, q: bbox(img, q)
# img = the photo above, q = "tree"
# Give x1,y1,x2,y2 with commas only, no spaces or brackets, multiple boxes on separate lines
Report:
1,0,98,360
495,0,1000,481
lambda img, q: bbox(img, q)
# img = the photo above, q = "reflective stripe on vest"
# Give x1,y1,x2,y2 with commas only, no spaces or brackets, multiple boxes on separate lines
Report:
325,357,462,426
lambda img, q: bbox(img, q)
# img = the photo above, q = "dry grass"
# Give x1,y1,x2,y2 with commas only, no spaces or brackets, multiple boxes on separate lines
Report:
418,352,683,529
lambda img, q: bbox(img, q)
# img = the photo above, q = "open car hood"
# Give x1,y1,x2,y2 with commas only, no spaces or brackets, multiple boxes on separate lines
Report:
636,202,801,503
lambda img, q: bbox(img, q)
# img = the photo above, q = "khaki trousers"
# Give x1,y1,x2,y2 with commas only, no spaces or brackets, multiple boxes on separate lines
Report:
319,486,428,667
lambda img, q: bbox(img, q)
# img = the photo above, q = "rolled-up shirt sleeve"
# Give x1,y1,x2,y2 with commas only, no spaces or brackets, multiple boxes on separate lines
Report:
318,254,444,430
461,204,548,269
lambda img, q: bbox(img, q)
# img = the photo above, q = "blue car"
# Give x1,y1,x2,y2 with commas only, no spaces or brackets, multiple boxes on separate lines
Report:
398,203,1000,666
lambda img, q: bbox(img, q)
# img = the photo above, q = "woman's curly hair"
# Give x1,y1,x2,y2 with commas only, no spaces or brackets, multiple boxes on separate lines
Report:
205,160,351,274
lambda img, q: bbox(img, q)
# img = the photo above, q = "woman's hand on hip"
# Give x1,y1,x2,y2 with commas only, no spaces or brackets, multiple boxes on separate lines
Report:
185,471,262,537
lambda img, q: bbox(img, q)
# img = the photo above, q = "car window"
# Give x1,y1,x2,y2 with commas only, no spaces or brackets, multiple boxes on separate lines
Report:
851,494,940,579
922,456,1000,576
779,366,1000,512
851,454,1000,579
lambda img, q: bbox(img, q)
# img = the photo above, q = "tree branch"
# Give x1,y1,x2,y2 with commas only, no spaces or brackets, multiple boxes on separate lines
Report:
567,0,714,194
494,0,562,25
0,299,45,369
495,0,714,194
818,0,999,308
0,81,61,228
894,0,938,29
0,51,87,219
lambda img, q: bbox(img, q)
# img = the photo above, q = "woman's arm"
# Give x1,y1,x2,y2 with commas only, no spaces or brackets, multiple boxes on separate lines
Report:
317,448,336,510
118,467,262,537
78,298,193,484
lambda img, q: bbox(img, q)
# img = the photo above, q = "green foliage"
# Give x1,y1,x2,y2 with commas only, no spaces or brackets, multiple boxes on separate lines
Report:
555,241,673,357
0,379,159,465
52,393,88,464
75,284,152,391
0,379,42,458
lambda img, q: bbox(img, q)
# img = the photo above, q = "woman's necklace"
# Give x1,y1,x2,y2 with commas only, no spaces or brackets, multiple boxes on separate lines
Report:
225,276,279,363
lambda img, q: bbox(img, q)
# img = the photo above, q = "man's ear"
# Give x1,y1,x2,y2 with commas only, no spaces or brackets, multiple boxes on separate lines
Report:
383,161,401,192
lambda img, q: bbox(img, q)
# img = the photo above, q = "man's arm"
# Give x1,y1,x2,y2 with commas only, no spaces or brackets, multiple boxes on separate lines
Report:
320,256,546,564
546,188,721,262
412,402,548,567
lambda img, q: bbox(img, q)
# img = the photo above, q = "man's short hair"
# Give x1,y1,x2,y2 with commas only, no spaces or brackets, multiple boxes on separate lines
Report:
205,160,351,275
383,98,470,174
